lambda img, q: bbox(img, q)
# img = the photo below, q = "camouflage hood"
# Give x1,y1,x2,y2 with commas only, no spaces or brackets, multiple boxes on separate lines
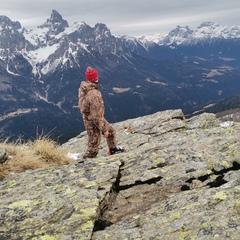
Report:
79,81,100,95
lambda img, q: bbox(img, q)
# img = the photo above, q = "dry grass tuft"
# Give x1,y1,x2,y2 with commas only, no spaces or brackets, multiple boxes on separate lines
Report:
0,137,75,180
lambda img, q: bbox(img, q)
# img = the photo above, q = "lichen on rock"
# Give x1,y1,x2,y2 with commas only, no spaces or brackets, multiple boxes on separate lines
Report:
0,109,240,239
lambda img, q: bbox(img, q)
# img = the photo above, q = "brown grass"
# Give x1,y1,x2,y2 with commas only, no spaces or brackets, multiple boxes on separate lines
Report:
0,138,75,180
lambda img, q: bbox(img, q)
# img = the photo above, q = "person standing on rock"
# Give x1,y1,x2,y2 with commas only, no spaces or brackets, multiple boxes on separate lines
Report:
78,66,124,159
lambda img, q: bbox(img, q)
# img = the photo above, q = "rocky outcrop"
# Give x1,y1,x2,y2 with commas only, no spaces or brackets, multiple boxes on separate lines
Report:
0,147,8,164
0,109,240,239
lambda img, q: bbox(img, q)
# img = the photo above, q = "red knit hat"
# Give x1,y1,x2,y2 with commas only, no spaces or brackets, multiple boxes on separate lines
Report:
86,67,98,82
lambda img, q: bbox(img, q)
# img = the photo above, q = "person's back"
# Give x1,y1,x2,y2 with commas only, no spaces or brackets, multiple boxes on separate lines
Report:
79,81,104,127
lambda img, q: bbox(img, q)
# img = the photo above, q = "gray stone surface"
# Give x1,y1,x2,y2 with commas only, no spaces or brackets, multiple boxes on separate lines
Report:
0,109,240,239
0,147,8,164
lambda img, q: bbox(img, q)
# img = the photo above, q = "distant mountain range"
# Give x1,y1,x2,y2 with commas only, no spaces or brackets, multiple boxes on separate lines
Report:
0,10,240,142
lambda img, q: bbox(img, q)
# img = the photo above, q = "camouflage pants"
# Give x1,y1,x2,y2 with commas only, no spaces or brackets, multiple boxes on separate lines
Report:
83,118,117,155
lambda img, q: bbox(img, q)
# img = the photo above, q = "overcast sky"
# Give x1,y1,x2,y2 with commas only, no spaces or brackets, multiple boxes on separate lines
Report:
1,0,240,36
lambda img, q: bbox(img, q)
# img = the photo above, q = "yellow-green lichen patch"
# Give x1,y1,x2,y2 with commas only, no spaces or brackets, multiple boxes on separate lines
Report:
39,235,57,240
162,218,169,224
81,220,94,231
212,191,228,200
64,187,77,195
201,222,209,228
178,230,191,240
7,180,17,192
208,163,215,170
85,181,97,188
220,160,230,168
33,200,50,206
98,162,107,166
80,208,97,218
102,233,111,239
34,230,45,237
235,200,240,205
91,198,99,207
160,165,172,173
169,211,181,220
154,157,164,164
8,200,32,209
194,169,212,178
180,202,199,210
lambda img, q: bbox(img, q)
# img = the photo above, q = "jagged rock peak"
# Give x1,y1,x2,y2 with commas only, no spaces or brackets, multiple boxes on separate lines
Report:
94,23,112,36
198,21,219,28
167,25,193,38
39,9,69,34
94,23,109,30
50,10,69,27
0,15,26,50
0,15,21,29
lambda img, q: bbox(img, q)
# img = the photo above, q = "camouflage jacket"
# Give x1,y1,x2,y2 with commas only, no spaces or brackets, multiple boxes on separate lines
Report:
78,81,106,133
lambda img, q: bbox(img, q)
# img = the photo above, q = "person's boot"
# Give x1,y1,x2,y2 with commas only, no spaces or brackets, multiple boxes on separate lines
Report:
83,150,98,159
108,146,125,155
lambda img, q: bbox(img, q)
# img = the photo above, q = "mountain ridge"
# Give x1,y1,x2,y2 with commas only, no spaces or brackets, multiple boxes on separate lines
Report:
2,10,240,78
1,10,240,142
136,21,240,46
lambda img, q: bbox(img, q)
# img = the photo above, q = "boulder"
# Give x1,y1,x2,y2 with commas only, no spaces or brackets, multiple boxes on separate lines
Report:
0,147,8,164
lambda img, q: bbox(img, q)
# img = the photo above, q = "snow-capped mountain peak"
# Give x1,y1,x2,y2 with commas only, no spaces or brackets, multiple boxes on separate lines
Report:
0,10,128,77
137,22,240,46
23,10,70,47
38,9,69,34
194,21,240,39
0,15,21,29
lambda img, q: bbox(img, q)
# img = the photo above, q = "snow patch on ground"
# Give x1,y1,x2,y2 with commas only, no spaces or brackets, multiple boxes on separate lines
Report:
67,152,80,160
220,121,234,127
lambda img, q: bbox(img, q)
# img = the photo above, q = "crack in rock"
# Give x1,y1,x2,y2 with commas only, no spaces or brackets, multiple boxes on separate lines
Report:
92,160,125,232
92,160,174,232
181,161,240,191
93,161,240,234
117,176,163,191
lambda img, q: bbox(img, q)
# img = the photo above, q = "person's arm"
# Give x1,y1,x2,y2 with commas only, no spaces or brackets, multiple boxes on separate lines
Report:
79,95,90,117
